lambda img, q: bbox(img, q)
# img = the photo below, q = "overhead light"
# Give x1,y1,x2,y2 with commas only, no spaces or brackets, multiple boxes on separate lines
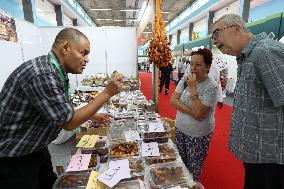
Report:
143,31,152,33
129,19,138,22
97,18,112,21
114,19,124,22
120,9,140,12
163,21,168,23
162,12,170,14
90,8,111,11
37,12,55,15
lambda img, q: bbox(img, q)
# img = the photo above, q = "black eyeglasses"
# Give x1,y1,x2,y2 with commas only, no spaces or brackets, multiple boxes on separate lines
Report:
211,25,235,40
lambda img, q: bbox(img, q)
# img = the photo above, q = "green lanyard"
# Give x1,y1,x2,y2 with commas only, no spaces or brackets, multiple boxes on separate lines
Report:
48,53,70,99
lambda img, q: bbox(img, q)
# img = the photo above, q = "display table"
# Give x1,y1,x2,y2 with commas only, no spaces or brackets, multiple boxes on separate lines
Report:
53,90,204,189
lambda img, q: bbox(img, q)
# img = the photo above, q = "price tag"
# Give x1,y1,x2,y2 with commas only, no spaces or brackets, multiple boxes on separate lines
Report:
76,135,99,148
86,171,99,189
108,159,131,178
124,130,141,142
148,122,165,132
98,159,131,188
142,142,160,157
65,154,92,172
97,167,123,188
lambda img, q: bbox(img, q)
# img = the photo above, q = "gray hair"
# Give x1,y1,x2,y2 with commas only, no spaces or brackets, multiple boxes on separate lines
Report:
213,14,249,32
52,28,89,49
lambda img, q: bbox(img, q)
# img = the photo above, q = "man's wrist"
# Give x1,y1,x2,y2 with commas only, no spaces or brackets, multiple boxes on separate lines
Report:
100,90,112,101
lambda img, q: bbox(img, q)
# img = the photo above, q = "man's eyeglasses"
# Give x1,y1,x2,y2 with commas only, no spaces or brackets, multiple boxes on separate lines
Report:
211,25,235,40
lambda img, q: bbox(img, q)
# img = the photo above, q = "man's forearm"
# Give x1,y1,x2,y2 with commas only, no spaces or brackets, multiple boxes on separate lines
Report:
61,91,111,130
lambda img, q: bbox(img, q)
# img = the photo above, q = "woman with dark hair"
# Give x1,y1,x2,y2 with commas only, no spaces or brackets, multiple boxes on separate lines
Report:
170,48,218,181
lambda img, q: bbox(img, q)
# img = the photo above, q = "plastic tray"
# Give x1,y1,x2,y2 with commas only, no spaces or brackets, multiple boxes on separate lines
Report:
99,155,109,163
109,141,140,159
87,154,100,170
109,120,139,142
145,161,192,189
119,157,145,182
143,134,170,143
111,179,141,189
53,171,90,189
144,143,178,165
81,143,109,156
179,181,205,189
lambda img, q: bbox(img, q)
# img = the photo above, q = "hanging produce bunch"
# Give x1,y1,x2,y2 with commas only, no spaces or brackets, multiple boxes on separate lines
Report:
147,0,172,68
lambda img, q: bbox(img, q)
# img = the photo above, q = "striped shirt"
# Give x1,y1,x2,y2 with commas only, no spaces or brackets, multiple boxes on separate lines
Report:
229,33,284,164
0,53,74,157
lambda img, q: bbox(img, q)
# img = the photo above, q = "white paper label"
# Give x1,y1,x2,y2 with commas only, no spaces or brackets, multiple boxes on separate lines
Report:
65,154,92,172
148,122,165,132
142,142,160,157
124,130,141,142
98,159,131,188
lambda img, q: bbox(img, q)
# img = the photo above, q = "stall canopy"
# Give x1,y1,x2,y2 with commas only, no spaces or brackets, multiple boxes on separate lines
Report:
246,12,284,40
173,43,184,51
280,13,284,39
183,35,211,50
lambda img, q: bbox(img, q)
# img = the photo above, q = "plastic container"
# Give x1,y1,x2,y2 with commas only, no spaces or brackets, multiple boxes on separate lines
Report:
53,171,90,189
111,179,141,189
143,134,170,143
99,155,109,163
118,157,145,182
109,120,138,142
144,143,178,165
81,143,109,156
180,181,205,189
109,141,140,159
145,161,193,189
113,112,135,120
88,154,100,170
95,136,108,148
141,122,170,143
79,135,108,155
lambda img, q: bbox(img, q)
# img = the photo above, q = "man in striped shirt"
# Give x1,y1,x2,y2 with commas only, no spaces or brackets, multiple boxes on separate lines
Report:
0,28,123,189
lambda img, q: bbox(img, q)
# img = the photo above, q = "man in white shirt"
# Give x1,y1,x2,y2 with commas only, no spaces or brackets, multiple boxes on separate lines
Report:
177,57,187,82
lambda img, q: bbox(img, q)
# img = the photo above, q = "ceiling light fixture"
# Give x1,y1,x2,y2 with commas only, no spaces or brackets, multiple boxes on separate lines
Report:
90,8,111,11
120,9,140,12
143,31,152,33
162,11,170,14
97,18,112,21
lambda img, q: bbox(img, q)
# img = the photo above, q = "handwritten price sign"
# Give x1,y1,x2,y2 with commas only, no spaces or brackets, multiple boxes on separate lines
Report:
142,142,160,157
148,122,165,132
76,135,99,148
65,154,92,172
